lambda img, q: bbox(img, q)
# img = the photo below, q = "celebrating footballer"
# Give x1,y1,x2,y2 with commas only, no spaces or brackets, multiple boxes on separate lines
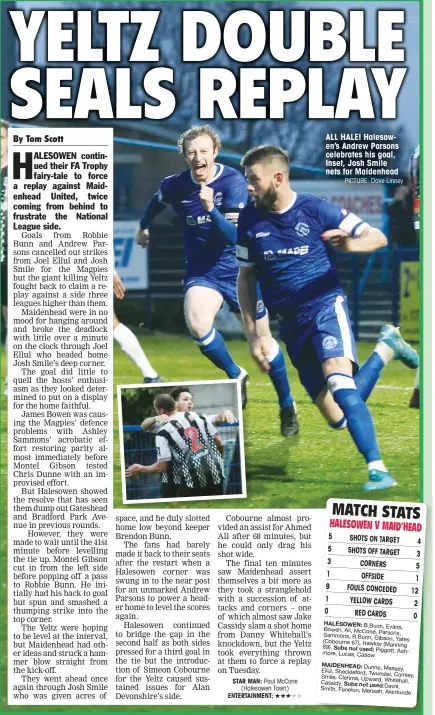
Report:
136,126,298,437
236,145,418,492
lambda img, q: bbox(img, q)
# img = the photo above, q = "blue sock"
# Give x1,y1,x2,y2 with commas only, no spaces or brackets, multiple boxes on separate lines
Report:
355,352,385,403
268,347,294,409
195,328,241,379
327,373,381,464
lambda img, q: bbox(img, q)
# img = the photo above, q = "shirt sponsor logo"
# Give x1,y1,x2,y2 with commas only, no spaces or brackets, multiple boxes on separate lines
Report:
295,222,310,237
256,232,270,238
263,246,310,260
181,199,192,204
322,335,338,350
187,215,212,226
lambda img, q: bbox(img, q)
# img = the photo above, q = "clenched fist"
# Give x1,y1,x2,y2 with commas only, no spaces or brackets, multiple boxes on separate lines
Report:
136,227,150,248
199,182,214,212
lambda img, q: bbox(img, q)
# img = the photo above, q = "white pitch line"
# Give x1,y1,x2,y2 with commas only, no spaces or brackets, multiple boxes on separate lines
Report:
249,382,412,391
113,378,412,392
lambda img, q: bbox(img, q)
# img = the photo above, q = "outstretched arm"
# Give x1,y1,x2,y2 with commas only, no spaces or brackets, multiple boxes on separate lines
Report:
212,410,236,425
141,414,169,432
126,461,170,477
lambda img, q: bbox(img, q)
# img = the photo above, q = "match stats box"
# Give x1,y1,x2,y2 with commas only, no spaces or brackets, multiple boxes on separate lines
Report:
317,499,426,708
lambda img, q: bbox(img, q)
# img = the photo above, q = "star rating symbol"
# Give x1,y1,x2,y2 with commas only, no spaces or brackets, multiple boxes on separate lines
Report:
274,693,294,699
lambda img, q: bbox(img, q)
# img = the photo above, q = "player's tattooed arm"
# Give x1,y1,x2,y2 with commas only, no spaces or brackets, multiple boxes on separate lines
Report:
237,267,271,373
322,225,387,253
237,266,258,335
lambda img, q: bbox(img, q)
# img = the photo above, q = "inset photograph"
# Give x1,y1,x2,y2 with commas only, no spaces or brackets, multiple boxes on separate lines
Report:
118,380,245,503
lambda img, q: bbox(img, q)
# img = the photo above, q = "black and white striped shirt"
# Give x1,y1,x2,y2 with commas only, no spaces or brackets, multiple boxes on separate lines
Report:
156,411,224,490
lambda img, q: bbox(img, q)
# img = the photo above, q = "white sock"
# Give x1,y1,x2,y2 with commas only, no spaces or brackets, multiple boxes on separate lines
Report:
113,323,158,379
368,460,388,473
414,367,420,390
265,337,280,363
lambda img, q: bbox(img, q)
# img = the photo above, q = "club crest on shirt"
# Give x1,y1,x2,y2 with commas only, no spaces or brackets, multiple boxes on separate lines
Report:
214,192,223,207
322,335,338,350
295,222,310,237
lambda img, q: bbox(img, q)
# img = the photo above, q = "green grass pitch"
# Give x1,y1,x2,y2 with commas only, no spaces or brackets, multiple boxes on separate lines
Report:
0,336,420,712
113,333,420,510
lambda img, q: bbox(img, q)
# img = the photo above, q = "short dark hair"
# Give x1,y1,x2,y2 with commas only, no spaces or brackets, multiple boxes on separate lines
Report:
170,386,193,402
241,145,290,175
177,125,221,156
154,394,175,413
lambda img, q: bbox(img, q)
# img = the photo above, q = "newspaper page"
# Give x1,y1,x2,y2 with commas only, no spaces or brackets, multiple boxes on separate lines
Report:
1,1,431,714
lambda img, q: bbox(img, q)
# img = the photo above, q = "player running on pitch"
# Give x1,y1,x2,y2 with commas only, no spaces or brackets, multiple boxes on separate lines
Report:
136,125,298,436
236,145,419,491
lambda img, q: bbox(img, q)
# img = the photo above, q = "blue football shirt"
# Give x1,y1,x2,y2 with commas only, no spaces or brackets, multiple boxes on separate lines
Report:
158,163,248,277
236,193,367,316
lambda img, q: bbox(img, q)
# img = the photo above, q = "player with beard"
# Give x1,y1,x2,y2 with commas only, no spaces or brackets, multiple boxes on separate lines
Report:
136,125,298,436
1,120,9,396
236,145,419,491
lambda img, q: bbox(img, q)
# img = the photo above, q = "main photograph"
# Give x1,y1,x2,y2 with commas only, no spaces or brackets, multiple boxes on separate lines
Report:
81,1,420,508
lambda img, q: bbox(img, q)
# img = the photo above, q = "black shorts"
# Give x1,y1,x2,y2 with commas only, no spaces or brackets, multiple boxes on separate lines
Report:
161,483,178,499
1,263,7,307
175,481,224,499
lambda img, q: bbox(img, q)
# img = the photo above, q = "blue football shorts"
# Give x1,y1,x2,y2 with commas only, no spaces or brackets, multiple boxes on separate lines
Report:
279,293,358,401
184,274,267,320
